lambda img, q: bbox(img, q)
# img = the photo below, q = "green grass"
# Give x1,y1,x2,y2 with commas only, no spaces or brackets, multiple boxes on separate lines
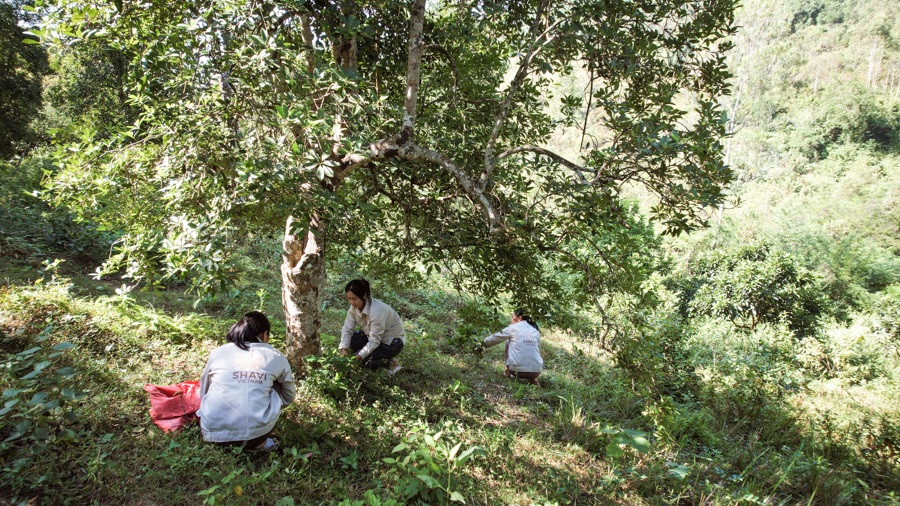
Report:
0,257,898,505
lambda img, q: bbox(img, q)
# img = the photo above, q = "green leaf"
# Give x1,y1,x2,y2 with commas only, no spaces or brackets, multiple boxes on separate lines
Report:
605,442,625,458
61,389,85,400
197,485,220,496
27,392,49,406
52,342,76,351
667,462,690,480
628,435,650,453
448,442,462,460
457,447,477,461
450,491,466,503
56,367,78,378
416,474,441,489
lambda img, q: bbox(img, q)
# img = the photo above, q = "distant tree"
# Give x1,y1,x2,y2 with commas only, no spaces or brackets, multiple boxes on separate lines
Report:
41,0,738,366
0,0,49,160
671,242,826,336
42,43,133,144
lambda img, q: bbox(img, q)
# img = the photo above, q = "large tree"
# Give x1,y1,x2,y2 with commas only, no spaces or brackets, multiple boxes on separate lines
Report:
41,0,737,366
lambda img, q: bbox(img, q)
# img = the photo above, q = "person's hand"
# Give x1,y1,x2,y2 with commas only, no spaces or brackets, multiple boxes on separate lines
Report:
473,344,484,357
352,355,362,362
339,348,350,357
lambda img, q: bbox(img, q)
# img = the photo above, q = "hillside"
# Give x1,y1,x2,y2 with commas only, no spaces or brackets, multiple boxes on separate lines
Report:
1,0,899,504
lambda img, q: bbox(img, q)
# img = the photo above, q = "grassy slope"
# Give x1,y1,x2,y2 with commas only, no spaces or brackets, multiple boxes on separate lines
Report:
1,254,898,505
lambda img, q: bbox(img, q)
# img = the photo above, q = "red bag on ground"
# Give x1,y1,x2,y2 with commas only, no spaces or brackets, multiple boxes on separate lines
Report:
143,381,201,433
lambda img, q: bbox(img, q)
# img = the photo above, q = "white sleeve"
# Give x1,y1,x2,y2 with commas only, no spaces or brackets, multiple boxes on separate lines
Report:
275,357,296,405
484,326,513,348
339,309,356,349
198,355,214,399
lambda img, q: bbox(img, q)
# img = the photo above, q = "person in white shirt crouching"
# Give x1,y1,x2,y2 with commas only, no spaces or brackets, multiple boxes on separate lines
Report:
481,309,543,386
198,311,295,451
339,279,405,375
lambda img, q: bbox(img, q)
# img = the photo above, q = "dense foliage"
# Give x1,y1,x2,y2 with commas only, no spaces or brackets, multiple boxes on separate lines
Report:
0,0,48,158
32,0,737,359
670,242,825,336
0,160,114,259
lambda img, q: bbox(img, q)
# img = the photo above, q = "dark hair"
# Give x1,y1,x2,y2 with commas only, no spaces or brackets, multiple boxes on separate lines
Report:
344,279,371,302
227,311,271,351
514,308,538,331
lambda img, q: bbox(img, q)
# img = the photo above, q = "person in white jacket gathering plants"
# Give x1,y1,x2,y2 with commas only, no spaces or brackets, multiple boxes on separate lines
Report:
339,279,405,375
481,309,543,386
198,311,295,451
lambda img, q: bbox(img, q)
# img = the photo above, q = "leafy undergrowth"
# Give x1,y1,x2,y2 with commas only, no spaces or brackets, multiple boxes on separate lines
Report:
1,272,898,505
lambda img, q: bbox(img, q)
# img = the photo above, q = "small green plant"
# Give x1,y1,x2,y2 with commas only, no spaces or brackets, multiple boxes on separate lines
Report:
550,395,651,459
0,324,84,497
302,349,362,400
446,379,470,396
599,426,650,459
530,467,579,504
339,450,360,470
256,287,268,312
336,490,402,506
383,424,483,504
551,395,590,443
197,468,245,505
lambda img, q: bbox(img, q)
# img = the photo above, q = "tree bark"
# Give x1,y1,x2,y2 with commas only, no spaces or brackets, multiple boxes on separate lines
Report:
281,214,326,368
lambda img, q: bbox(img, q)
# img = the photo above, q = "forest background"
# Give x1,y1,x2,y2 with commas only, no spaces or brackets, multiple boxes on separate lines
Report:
1,0,899,504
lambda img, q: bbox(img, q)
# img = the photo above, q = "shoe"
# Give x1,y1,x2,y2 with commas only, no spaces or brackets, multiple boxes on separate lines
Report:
251,438,279,452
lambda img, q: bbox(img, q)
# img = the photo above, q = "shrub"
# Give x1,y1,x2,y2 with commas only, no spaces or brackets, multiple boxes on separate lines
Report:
672,242,827,337
0,159,114,260
872,294,900,357
301,349,363,401
447,297,503,352
383,423,482,504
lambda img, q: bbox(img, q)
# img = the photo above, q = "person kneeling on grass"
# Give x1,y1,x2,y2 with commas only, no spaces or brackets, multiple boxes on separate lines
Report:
339,279,405,375
198,311,295,451
481,309,543,386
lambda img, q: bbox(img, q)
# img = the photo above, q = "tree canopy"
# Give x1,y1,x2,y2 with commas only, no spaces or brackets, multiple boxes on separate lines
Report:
40,0,737,358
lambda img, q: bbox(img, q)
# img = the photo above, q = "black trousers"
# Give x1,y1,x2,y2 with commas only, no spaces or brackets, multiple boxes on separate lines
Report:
349,330,404,369
214,430,272,450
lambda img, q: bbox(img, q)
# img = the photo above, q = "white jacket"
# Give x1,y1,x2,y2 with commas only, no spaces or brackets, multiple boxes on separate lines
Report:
484,320,543,373
340,297,405,359
198,342,295,442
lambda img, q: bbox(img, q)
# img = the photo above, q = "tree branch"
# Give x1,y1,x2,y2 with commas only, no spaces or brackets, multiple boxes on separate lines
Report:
400,0,427,141
497,144,595,184
480,1,560,188
400,141,498,231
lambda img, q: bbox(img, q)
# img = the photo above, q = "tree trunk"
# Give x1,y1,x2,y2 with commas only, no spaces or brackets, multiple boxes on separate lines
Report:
280,215,326,368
